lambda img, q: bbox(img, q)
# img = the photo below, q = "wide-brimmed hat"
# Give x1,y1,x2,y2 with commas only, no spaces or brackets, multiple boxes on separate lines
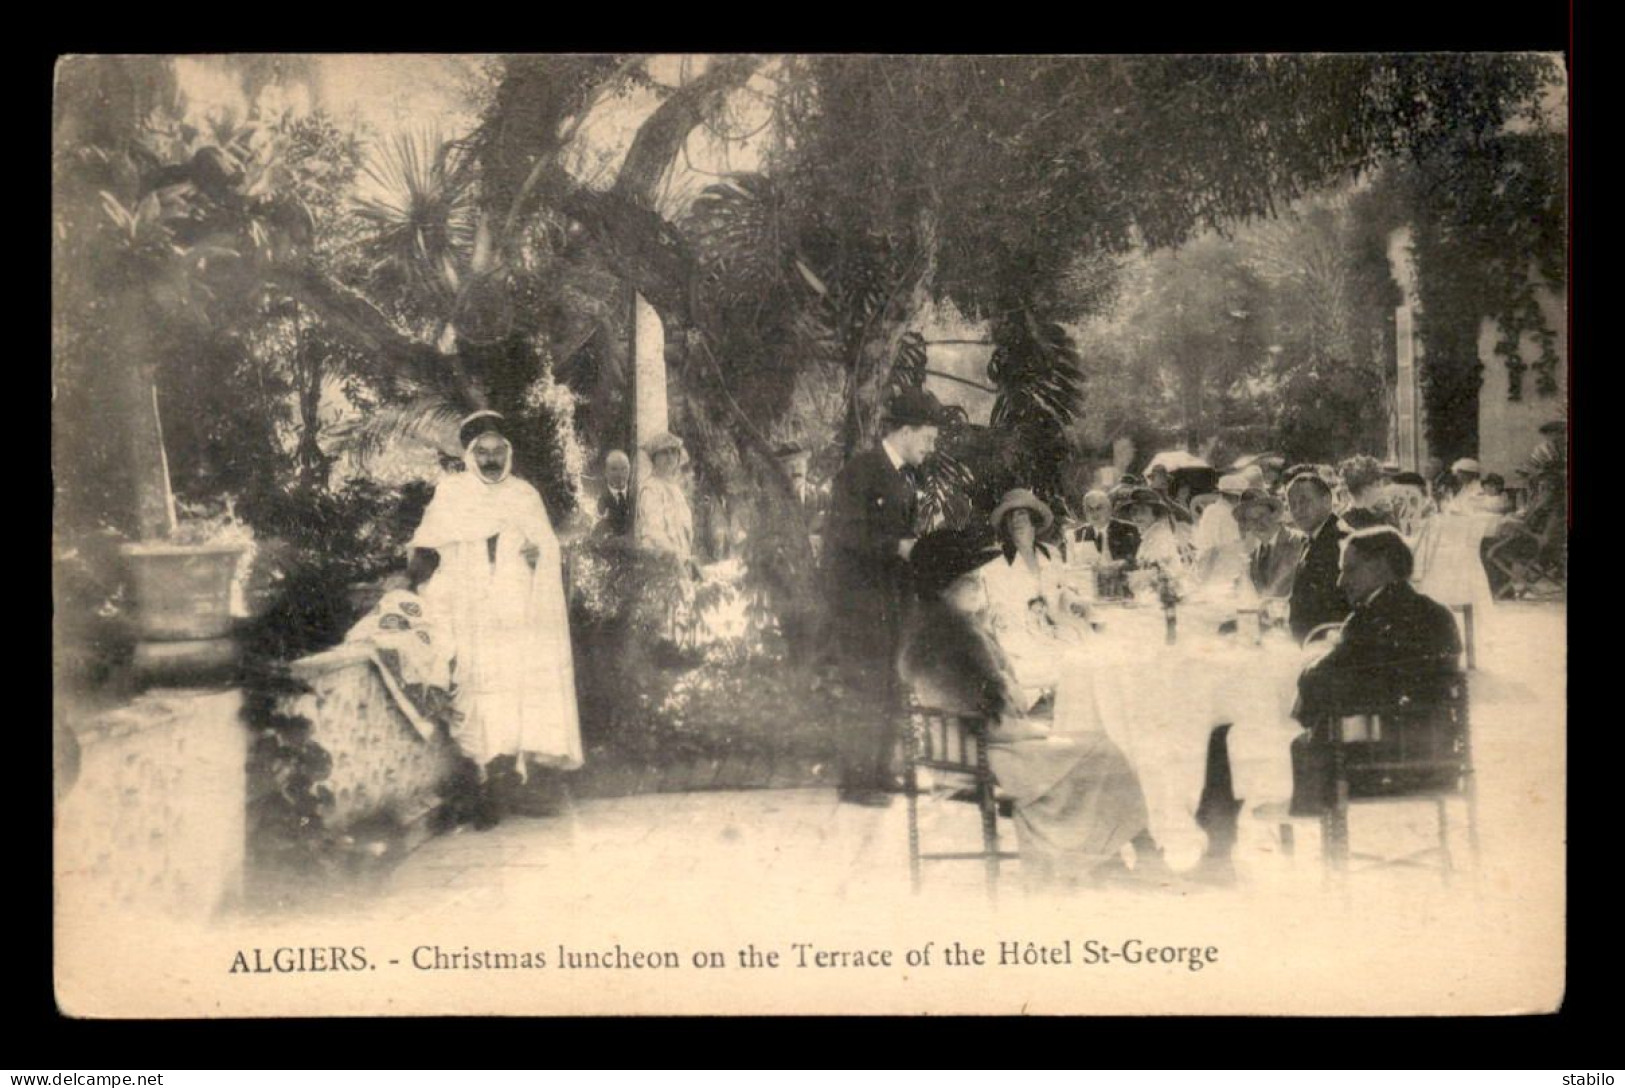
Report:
884,387,951,429
1234,488,1282,517
910,528,999,600
990,488,1054,533
641,431,687,459
1451,457,1482,476
1115,486,1169,514
1217,473,1250,495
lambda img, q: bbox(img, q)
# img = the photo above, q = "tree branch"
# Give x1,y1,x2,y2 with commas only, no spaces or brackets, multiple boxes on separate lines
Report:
267,264,482,408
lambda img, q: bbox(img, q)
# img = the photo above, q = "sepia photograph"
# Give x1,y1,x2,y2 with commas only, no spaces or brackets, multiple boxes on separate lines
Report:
50,52,1569,1018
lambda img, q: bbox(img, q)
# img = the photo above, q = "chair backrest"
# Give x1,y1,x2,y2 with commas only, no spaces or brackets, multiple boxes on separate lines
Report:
1303,621,1345,651
909,703,991,772
1327,670,1472,793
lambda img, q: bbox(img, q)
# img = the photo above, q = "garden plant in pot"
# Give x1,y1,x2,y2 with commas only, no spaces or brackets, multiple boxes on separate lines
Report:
55,96,306,683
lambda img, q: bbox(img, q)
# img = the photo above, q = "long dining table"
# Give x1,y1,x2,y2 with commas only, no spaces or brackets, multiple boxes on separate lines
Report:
1047,588,1310,872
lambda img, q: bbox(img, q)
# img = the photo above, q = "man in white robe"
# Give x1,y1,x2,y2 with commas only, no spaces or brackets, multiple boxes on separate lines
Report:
409,412,584,804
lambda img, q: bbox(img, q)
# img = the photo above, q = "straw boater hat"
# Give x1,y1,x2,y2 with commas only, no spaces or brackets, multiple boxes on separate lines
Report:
989,488,1054,533
1217,473,1250,496
1451,457,1482,476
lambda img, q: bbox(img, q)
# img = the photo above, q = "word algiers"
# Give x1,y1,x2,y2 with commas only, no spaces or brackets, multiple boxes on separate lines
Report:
229,947,370,973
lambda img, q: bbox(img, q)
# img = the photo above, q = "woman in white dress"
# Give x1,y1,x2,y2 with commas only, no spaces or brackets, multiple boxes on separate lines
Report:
1410,473,1501,648
636,431,695,562
408,412,583,800
976,490,1093,710
634,430,700,645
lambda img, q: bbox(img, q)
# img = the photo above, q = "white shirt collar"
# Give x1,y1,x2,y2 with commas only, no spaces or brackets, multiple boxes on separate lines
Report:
1360,581,1397,608
881,437,907,473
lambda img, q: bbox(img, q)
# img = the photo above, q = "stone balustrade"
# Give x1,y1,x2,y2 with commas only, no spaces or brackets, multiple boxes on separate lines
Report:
281,644,457,832
55,688,247,924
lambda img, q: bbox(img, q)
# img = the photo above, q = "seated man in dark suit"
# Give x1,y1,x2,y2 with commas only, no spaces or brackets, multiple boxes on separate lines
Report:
1289,527,1464,815
1236,489,1303,600
1285,472,1351,644
1065,489,1141,596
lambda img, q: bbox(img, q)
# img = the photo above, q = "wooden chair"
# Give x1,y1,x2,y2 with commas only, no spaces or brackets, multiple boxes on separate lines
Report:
1318,671,1479,882
904,702,1018,901
1449,603,1477,671
1485,516,1566,599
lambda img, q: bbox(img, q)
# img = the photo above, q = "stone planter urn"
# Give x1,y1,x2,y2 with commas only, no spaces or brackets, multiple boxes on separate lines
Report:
118,540,248,681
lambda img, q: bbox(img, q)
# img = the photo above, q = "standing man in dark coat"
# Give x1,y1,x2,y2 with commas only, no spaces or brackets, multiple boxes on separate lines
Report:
1289,527,1464,814
775,442,828,555
594,449,634,539
1285,472,1351,644
824,388,949,806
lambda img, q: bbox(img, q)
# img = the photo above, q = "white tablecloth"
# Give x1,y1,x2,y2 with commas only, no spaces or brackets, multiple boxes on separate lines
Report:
1048,600,1307,868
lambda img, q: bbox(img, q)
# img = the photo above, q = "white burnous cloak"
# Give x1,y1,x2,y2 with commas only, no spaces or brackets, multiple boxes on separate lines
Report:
409,442,583,772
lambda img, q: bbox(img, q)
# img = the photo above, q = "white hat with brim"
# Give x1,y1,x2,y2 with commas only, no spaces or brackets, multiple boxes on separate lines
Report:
1451,458,1482,475
1218,473,1250,495
642,431,687,459
990,488,1054,534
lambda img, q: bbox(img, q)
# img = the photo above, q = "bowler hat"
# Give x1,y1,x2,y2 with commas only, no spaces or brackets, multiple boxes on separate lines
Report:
884,387,950,429
910,528,999,600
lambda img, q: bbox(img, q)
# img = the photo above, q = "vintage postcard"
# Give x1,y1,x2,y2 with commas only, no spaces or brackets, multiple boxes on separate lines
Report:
52,53,1567,1017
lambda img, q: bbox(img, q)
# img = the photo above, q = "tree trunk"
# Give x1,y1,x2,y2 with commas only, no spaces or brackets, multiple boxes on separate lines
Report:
294,309,331,492
842,206,940,458
690,337,824,658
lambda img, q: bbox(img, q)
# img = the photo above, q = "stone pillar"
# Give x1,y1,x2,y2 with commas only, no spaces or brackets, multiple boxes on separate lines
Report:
1386,226,1427,472
629,289,668,537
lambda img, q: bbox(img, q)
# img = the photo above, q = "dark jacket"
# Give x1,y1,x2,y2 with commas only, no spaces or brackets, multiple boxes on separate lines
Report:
1067,519,1141,566
1289,581,1464,814
1296,581,1463,722
1288,516,1351,644
595,488,634,538
898,599,1020,720
825,445,920,664
1249,525,1305,600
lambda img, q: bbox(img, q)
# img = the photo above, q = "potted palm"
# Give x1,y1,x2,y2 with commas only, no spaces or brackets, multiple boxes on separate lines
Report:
57,109,307,680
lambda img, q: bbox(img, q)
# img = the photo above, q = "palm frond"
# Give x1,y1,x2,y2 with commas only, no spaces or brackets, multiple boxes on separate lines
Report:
323,396,466,474
988,313,1084,430
915,447,978,529
353,130,476,299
